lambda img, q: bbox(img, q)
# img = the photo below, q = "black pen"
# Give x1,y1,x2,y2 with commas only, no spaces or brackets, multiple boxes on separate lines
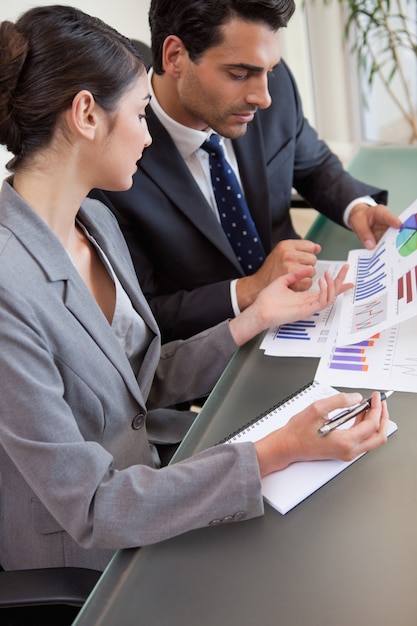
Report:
317,390,394,436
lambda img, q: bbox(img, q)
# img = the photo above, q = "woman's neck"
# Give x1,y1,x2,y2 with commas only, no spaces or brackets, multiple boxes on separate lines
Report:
12,160,88,248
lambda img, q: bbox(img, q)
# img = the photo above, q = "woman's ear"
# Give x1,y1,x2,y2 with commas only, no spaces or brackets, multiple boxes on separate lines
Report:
68,90,100,140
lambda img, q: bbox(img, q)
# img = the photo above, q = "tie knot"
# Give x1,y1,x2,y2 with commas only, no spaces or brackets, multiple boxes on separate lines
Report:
201,133,223,159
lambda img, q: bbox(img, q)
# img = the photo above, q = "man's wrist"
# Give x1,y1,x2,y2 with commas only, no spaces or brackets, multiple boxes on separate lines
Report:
343,195,377,228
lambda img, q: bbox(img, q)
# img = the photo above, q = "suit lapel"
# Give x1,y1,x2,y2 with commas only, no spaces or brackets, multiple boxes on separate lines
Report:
79,207,158,335
0,182,153,407
63,276,150,407
76,207,161,401
141,112,244,272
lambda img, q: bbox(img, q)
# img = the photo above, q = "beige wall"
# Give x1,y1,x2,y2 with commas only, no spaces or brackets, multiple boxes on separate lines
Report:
0,0,151,41
0,0,151,176
1,1,362,175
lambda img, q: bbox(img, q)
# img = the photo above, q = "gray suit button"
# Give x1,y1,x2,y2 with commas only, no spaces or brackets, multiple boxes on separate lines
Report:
233,511,247,521
132,413,145,430
209,519,222,526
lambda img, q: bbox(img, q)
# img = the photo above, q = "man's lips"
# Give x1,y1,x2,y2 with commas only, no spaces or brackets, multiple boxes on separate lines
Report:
233,111,257,123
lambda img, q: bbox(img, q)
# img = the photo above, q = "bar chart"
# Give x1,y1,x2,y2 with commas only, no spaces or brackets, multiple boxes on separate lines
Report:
260,260,342,357
354,243,387,302
316,315,417,392
260,307,335,357
337,200,417,345
397,266,417,313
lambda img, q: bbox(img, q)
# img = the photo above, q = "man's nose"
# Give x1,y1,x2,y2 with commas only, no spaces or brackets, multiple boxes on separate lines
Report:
246,76,272,110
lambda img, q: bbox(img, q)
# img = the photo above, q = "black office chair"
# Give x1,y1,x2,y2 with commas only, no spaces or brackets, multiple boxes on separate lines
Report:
0,565,101,625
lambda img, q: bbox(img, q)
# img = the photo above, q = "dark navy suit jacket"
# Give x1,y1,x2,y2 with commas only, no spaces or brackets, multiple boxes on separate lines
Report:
91,61,387,341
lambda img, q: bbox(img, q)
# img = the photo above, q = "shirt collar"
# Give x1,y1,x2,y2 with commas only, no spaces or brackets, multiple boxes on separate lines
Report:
148,68,212,159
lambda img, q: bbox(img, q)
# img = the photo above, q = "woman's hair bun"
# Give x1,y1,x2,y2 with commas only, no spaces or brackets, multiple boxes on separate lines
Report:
0,5,144,172
0,21,29,152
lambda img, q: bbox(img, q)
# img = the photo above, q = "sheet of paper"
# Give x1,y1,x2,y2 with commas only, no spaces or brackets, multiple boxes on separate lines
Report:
260,261,344,357
315,305,417,392
337,198,417,345
225,380,397,514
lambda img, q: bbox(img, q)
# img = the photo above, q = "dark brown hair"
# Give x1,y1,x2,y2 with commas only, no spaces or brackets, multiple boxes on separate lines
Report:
149,0,296,75
0,5,145,172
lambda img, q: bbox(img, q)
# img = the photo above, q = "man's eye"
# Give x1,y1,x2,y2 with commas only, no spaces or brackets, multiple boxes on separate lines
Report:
230,72,248,81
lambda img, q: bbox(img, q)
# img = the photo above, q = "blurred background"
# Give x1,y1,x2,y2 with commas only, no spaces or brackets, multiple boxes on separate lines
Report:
2,0,416,235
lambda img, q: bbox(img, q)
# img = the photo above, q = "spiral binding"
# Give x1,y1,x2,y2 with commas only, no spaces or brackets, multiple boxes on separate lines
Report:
217,380,317,445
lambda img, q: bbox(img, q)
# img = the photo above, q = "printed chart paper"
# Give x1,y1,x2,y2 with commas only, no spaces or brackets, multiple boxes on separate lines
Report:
315,303,417,392
337,199,417,345
260,261,344,357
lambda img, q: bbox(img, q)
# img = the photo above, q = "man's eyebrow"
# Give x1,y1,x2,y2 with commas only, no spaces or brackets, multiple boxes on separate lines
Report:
225,63,264,72
225,62,280,73
143,93,152,103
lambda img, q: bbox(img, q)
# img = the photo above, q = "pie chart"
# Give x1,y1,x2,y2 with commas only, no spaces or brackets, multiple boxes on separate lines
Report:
396,214,417,256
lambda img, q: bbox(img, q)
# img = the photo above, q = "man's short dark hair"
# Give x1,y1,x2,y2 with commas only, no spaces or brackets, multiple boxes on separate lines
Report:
149,0,296,74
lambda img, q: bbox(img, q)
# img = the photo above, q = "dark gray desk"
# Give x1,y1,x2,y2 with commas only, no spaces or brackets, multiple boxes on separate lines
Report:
74,147,417,626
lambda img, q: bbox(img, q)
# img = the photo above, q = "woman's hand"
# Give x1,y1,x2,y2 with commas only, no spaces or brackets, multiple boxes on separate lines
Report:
254,391,389,477
230,264,353,347
236,238,322,310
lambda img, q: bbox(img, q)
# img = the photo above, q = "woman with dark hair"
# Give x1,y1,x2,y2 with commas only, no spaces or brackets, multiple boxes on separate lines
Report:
0,5,387,573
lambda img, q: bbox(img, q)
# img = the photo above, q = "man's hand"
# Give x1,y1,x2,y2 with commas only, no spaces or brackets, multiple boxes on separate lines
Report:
236,239,321,311
348,203,402,250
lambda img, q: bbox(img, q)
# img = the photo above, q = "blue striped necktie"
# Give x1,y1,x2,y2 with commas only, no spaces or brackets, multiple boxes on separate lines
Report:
201,134,265,274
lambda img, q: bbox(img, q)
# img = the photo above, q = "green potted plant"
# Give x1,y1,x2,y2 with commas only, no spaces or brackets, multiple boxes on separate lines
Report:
317,0,417,143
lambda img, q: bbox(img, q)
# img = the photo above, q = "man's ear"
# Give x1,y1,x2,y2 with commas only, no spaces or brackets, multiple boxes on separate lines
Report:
162,35,188,77
68,90,100,140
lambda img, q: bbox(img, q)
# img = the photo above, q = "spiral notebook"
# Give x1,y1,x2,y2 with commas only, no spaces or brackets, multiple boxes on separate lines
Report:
222,380,397,514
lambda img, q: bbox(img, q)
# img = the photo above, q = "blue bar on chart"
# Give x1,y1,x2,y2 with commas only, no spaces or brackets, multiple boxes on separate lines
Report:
274,313,320,341
328,337,379,371
355,244,387,302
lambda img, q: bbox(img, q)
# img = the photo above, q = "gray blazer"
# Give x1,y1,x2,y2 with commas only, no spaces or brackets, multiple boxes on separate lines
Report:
0,181,263,572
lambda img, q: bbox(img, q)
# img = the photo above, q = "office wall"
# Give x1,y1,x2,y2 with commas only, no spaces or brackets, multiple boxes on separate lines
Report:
0,0,151,42
0,1,354,177
0,0,151,176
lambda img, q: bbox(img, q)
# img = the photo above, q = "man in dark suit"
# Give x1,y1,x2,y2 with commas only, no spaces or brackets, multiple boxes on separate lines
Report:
91,0,401,342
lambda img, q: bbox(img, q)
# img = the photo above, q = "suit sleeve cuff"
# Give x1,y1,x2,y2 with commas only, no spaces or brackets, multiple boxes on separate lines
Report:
230,279,241,316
